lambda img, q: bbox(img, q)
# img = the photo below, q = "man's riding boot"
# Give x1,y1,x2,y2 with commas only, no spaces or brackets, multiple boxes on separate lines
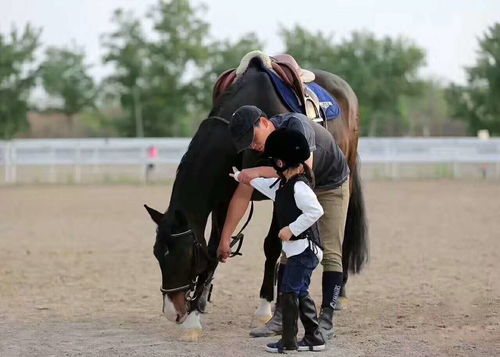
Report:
298,294,325,351
320,271,343,340
318,306,335,340
265,293,298,353
250,303,282,337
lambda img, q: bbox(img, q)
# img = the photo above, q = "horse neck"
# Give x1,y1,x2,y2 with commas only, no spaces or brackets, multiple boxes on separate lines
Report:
167,66,288,238
168,119,237,233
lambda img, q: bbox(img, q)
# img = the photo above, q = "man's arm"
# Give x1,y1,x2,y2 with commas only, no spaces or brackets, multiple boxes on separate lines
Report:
239,153,313,184
217,182,254,262
237,166,278,184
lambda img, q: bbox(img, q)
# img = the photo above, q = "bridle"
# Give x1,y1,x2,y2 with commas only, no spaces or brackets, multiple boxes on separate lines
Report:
159,229,214,304
159,204,253,313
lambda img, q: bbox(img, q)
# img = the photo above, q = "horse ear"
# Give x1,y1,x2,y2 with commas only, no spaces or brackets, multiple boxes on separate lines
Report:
144,204,163,225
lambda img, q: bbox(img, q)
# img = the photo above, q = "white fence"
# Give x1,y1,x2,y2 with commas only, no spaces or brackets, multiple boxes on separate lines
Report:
1,137,499,184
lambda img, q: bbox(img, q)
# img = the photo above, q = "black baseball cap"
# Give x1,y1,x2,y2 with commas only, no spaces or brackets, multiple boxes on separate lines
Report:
229,105,266,153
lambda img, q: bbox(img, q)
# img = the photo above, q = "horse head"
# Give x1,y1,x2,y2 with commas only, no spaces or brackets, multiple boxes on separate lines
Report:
145,204,211,324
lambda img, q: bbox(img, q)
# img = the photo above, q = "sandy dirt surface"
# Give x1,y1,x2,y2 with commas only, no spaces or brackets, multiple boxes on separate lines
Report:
0,181,499,356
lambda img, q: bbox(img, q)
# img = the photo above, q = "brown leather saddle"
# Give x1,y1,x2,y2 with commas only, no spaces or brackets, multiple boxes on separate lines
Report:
212,52,322,121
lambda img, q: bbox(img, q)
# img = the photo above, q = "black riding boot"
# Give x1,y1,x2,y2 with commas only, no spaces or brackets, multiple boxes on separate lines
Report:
319,271,343,340
298,294,325,351
265,293,298,353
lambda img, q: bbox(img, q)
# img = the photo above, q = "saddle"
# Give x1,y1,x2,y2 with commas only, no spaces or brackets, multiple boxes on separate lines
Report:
212,51,324,122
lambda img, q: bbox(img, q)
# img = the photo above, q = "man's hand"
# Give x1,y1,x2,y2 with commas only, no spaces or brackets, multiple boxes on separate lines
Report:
217,239,232,263
278,226,293,241
237,168,261,184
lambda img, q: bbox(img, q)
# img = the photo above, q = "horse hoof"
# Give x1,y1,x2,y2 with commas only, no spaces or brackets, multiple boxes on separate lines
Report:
179,328,202,342
257,313,272,324
250,313,272,328
251,298,272,327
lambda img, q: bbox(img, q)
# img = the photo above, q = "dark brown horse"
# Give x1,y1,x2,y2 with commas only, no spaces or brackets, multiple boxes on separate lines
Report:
144,55,368,334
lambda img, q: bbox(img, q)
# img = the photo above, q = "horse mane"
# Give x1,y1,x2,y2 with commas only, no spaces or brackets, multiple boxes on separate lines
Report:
175,117,231,177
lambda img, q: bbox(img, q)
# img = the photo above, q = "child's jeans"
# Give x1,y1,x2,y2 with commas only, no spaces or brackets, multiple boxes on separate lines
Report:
280,247,319,298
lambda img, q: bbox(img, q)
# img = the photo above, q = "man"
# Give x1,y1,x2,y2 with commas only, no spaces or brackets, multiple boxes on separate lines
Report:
217,105,350,339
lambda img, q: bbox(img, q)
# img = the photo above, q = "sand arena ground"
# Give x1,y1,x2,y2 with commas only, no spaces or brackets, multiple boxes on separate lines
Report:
0,181,499,356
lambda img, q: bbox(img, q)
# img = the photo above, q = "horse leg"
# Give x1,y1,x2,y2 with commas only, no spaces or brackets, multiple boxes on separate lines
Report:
259,210,281,299
179,208,225,342
252,211,281,327
195,206,227,314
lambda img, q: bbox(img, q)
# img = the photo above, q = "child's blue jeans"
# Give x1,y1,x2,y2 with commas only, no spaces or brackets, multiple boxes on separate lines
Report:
280,247,319,298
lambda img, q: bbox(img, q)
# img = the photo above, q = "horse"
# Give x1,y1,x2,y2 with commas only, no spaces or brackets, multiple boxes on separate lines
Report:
144,55,368,336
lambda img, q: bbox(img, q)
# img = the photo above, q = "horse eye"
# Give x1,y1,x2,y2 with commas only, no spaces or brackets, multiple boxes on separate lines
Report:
164,248,169,257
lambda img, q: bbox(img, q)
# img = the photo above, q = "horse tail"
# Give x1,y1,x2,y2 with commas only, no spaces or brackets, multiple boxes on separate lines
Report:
343,159,369,274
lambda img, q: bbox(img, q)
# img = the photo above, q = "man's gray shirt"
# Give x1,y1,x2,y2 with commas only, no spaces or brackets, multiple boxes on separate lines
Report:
268,113,350,190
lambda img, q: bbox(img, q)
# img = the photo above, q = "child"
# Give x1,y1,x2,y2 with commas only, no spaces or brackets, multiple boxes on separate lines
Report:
230,128,325,353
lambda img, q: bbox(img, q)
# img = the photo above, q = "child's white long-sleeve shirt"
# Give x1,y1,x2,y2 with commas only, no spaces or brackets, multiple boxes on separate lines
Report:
249,177,323,261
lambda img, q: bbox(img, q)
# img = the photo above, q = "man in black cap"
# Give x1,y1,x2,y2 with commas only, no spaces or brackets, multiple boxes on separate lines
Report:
217,105,350,340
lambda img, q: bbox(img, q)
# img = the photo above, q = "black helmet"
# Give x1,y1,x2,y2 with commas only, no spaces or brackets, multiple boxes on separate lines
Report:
264,128,310,171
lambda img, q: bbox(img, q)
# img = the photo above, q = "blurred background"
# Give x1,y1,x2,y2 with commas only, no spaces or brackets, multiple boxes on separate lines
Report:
1,0,499,183
1,2,499,356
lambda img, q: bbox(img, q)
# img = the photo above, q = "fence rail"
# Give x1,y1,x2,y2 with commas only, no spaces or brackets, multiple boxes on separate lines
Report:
1,137,499,183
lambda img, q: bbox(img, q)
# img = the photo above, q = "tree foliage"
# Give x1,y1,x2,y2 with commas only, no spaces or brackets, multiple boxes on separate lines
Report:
446,23,500,135
40,46,96,126
102,0,212,137
102,9,149,137
281,25,426,136
0,24,40,139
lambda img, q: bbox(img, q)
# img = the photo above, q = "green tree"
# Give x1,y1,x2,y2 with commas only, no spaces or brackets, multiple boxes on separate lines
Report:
102,8,148,137
40,46,96,132
143,0,210,137
0,24,40,139
401,80,450,136
281,26,426,136
446,23,500,135
103,0,212,137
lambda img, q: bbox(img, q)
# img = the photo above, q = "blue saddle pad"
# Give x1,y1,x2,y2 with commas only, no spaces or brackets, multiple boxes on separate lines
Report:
264,68,341,121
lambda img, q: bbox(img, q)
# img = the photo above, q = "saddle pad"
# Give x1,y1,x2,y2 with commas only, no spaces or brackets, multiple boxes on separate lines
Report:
306,83,341,120
264,68,341,121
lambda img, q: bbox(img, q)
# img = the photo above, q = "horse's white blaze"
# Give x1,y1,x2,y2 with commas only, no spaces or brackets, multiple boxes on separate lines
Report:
181,311,202,330
162,295,177,322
